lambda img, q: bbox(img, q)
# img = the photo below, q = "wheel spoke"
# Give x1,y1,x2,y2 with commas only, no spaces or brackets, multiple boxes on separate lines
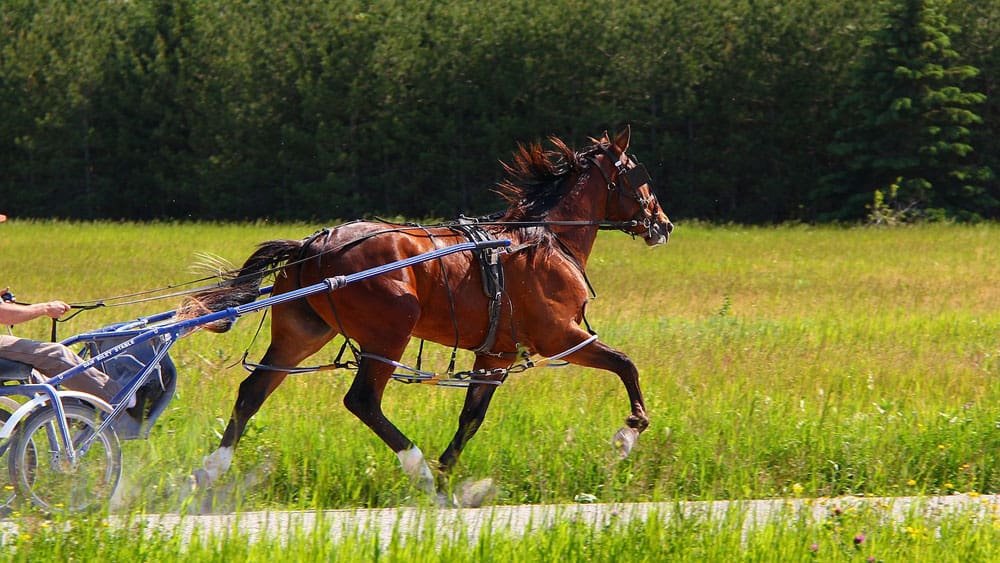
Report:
7,404,121,513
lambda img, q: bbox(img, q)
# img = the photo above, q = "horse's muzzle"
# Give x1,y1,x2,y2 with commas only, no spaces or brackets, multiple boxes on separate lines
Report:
645,219,673,246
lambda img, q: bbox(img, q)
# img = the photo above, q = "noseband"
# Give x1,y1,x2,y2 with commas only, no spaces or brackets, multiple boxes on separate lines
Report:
585,147,660,238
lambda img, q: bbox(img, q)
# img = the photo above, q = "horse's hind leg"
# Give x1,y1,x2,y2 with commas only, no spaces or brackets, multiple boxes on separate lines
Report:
343,347,445,499
196,366,286,487
196,307,334,487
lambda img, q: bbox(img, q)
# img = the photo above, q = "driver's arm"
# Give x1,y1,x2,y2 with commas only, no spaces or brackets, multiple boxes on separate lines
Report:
0,300,71,326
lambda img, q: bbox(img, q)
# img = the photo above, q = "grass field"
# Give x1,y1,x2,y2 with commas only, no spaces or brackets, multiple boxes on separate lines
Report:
5,497,1000,561
2,221,999,557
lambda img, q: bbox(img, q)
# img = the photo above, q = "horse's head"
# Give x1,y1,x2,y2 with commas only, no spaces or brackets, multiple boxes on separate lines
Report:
590,126,673,246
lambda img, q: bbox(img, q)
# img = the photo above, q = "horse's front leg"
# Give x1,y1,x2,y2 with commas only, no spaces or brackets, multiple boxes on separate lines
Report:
553,330,649,458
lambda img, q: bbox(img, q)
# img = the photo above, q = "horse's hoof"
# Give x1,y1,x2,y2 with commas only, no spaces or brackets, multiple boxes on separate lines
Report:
433,491,456,508
612,426,639,458
456,478,497,508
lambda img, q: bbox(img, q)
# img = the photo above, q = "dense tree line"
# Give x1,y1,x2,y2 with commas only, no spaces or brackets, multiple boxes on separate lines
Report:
1,0,997,223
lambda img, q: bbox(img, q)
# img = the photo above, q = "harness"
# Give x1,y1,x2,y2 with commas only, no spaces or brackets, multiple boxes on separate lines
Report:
585,147,657,239
450,218,506,355
80,143,663,388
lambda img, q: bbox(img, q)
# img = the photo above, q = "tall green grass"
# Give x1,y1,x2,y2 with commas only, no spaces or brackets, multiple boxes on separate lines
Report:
4,502,1000,561
1,221,998,511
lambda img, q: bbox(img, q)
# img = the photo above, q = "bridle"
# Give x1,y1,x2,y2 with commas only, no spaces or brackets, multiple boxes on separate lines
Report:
584,145,661,240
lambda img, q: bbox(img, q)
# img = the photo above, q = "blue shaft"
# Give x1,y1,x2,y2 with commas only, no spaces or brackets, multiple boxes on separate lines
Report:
166,238,511,333
42,239,509,389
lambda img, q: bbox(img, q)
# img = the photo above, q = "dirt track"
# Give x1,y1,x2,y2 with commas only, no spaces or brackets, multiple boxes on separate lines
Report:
125,493,999,545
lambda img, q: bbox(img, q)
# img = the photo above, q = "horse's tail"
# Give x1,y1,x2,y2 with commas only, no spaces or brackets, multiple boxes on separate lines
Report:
180,239,306,333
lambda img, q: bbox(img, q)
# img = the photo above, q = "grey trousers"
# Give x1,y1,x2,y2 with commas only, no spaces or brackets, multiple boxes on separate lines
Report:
0,334,123,403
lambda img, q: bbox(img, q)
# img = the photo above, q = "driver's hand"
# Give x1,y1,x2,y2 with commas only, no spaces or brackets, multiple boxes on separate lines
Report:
41,300,71,319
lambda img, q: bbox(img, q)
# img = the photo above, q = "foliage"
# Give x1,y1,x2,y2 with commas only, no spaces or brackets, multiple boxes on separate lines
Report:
0,0,998,222
866,178,918,225
825,0,994,221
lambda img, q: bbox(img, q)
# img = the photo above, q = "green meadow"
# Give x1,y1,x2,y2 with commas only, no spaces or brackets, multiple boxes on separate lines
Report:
2,221,999,558
3,221,998,507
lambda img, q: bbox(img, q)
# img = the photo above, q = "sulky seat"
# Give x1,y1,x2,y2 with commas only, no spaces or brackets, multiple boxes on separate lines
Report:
0,357,33,382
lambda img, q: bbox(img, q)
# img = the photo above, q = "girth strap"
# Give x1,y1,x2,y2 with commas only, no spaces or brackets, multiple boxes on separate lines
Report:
451,220,506,355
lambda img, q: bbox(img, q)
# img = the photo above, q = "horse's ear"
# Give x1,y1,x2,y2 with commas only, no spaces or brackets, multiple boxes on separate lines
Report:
599,130,610,143
613,125,631,153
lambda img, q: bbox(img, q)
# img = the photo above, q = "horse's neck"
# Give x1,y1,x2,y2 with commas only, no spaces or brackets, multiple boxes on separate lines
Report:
548,223,598,270
545,178,604,269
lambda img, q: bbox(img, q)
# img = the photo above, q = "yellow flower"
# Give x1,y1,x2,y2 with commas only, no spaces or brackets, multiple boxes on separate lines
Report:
907,479,917,486
905,525,929,540
792,482,804,496
944,482,954,490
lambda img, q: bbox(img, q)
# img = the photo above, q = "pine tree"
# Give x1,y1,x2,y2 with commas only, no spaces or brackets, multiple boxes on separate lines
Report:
825,0,994,221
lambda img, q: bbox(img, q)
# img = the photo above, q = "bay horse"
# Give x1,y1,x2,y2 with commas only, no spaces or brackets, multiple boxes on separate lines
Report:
185,126,672,504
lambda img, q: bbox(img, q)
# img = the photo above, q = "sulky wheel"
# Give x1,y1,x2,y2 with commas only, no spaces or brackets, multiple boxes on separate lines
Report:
0,398,32,512
7,403,121,513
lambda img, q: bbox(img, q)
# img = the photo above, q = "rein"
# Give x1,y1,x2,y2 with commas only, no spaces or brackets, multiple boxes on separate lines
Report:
56,143,659,369
57,222,425,313
450,218,643,231
63,217,639,316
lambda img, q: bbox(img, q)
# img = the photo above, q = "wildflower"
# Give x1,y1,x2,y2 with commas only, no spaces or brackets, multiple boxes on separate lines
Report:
968,491,980,498
854,532,866,547
906,479,917,487
792,482,804,496
905,525,929,540
944,483,954,490
809,543,819,554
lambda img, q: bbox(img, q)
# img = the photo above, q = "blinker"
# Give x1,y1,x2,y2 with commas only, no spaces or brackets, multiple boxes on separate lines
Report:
621,163,651,190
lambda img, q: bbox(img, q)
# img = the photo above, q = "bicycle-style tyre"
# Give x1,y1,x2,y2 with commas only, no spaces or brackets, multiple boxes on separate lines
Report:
1,410,19,510
0,399,38,512
7,403,121,513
